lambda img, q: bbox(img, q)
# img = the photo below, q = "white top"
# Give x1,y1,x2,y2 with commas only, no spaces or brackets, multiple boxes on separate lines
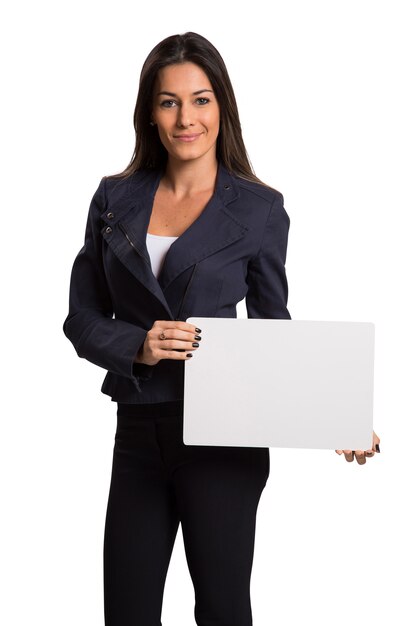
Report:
146,232,179,278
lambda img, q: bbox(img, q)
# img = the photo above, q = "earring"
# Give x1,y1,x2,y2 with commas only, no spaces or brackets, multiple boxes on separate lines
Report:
150,121,155,126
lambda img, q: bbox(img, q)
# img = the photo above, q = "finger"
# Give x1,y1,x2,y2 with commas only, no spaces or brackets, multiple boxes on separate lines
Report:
158,339,200,353
158,349,195,360
344,450,354,462
173,324,203,338
157,327,202,342
354,450,366,465
157,320,202,332
365,449,375,458
335,450,343,455
372,431,381,453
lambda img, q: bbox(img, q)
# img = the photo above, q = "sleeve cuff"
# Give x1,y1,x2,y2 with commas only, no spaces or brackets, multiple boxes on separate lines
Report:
132,362,155,381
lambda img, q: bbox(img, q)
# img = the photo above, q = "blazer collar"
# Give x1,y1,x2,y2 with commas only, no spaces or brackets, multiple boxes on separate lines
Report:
101,161,249,318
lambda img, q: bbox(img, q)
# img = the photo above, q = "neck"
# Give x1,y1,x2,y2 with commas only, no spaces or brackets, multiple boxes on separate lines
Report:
161,154,219,197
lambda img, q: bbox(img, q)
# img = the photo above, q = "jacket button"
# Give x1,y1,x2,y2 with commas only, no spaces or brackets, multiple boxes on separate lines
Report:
224,184,230,190
105,226,112,234
107,212,114,219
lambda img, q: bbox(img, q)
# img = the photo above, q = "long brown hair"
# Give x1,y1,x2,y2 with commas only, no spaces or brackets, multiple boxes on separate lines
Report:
109,32,271,188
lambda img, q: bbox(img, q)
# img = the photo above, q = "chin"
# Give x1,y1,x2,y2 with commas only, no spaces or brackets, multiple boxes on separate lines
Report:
170,149,206,162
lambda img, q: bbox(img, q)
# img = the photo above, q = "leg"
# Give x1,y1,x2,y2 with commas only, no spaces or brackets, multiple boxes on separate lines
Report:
173,445,269,626
103,415,180,626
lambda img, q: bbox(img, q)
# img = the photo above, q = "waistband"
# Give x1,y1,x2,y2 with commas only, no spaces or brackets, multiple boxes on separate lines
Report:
117,399,184,418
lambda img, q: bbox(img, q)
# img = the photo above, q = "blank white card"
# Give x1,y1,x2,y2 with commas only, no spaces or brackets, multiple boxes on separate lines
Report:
183,318,374,450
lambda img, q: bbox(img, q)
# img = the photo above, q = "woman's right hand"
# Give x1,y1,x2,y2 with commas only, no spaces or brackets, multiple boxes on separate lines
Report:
134,320,202,366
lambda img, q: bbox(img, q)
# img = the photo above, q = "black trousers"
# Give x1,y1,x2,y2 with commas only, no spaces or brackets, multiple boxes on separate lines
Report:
103,400,270,626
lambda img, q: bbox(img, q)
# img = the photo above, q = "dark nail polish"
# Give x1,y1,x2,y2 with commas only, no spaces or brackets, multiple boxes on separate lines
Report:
186,353,193,357
375,444,380,453
195,327,201,333
194,335,201,341
192,342,199,347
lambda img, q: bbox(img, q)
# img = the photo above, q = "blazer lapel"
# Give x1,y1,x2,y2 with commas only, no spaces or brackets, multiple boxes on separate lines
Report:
101,162,249,319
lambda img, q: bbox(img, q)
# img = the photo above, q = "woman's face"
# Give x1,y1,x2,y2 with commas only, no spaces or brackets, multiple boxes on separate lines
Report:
151,62,221,165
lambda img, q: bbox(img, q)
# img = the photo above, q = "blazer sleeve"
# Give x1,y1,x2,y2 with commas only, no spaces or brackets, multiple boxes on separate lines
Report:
62,177,155,392
245,191,291,320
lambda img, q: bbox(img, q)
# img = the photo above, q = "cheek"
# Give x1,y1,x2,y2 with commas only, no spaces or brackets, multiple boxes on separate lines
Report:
157,124,172,145
205,113,220,136
154,113,172,132
200,107,220,127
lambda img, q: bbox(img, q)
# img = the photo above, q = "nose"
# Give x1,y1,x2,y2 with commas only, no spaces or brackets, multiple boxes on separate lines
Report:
176,103,194,128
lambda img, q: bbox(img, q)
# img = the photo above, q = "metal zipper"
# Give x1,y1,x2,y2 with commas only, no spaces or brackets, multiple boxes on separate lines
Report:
175,263,198,321
118,222,151,266
119,220,197,322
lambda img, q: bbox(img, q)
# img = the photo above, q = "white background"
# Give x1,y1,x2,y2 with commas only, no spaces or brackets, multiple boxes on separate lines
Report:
1,1,416,624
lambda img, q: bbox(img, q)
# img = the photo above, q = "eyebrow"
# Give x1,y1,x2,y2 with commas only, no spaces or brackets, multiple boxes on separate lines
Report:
156,89,214,97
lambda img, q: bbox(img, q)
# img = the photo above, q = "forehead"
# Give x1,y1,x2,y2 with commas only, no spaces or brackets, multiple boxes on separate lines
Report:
154,62,212,93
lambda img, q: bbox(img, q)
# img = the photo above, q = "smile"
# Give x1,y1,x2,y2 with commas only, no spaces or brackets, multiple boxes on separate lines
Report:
173,133,203,142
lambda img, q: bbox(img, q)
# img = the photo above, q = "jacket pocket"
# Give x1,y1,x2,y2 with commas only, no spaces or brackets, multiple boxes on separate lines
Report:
175,263,198,321
175,262,224,320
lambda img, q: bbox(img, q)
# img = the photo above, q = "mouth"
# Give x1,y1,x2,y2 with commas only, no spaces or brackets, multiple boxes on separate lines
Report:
173,133,203,142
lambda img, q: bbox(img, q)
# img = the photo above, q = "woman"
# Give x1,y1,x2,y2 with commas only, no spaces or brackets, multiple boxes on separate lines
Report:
63,32,380,626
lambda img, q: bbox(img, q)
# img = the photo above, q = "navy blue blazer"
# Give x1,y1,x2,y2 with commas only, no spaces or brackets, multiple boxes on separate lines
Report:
63,161,291,403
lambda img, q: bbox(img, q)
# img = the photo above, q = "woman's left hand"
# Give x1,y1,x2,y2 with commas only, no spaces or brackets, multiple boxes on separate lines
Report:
335,430,380,465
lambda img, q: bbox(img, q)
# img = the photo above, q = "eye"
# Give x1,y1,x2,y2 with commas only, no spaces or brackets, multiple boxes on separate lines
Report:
160,100,177,108
196,97,210,105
